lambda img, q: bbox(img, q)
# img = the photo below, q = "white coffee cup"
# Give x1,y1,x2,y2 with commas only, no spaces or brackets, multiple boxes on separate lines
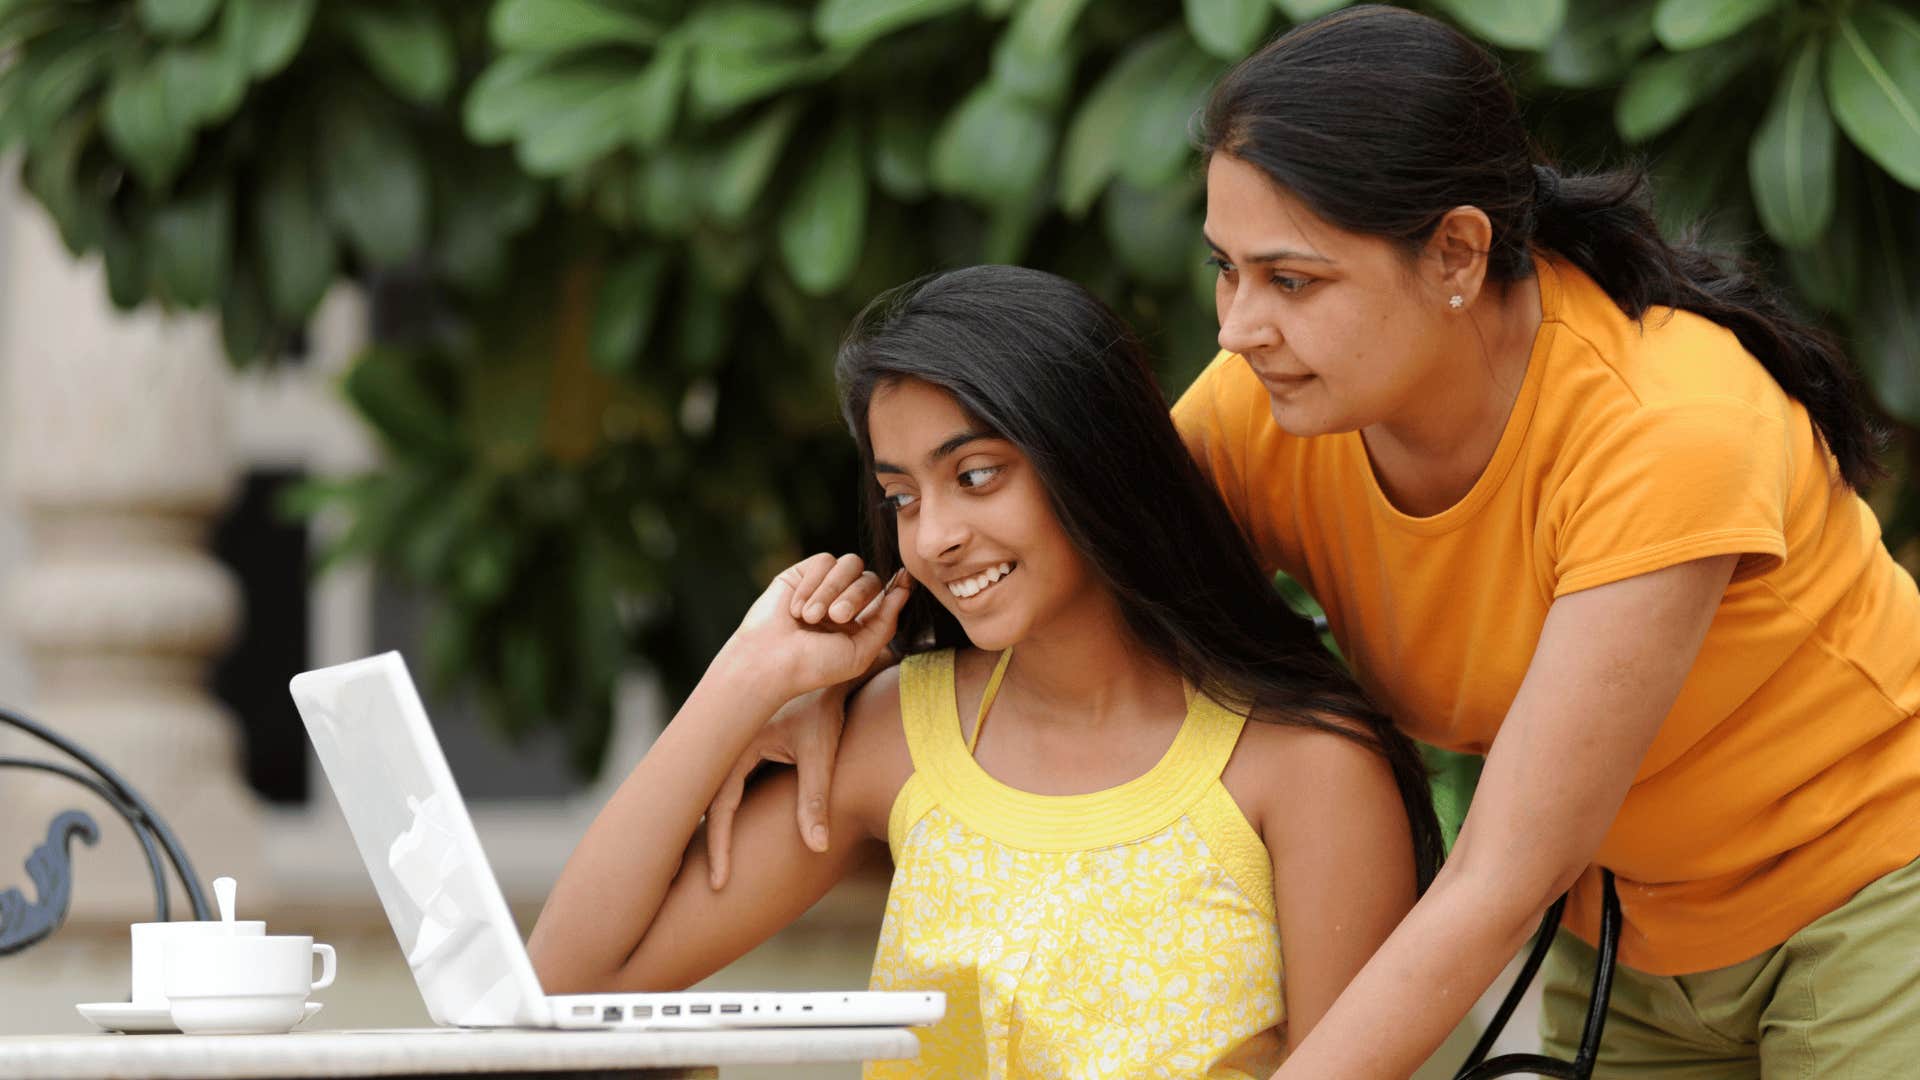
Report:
129,920,266,1007
163,934,336,1035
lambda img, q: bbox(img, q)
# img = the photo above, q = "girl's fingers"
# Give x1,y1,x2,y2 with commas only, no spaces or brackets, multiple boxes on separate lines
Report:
798,554,866,624
852,571,913,654
705,755,754,890
784,553,842,618
826,571,884,623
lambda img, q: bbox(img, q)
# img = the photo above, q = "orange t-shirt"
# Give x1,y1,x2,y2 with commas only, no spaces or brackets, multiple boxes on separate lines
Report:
1172,256,1920,975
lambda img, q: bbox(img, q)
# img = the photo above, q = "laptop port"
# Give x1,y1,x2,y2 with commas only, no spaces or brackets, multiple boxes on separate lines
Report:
601,1006,623,1022
632,1005,652,1018
662,1005,680,1016
720,1004,742,1014
690,1004,711,1015
572,1005,595,1017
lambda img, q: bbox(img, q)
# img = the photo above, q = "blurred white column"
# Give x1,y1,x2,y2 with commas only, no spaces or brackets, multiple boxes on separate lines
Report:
0,194,264,922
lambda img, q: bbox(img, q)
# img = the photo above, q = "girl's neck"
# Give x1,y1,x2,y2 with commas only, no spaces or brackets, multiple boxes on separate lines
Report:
989,588,1181,729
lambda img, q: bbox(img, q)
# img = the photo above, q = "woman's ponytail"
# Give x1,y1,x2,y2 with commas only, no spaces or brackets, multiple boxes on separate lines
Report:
1532,164,1884,489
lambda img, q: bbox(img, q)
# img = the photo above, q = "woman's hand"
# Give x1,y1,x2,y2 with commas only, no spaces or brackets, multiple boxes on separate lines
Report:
731,553,910,697
707,553,906,889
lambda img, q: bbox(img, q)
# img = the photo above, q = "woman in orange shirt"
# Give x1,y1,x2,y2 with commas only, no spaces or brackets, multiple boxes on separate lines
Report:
710,6,1920,1076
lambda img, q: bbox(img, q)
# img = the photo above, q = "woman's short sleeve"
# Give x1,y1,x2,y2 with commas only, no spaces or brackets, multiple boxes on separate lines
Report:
1548,398,1792,598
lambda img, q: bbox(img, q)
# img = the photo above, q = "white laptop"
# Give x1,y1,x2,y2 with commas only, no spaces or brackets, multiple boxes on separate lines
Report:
288,651,944,1031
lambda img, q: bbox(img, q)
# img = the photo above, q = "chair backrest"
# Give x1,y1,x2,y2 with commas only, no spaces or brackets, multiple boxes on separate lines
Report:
0,707,210,956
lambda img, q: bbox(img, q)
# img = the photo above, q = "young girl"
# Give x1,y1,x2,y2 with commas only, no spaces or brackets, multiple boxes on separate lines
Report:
527,265,1442,1076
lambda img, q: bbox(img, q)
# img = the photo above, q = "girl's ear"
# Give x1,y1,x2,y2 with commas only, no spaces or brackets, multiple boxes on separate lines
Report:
1424,205,1493,309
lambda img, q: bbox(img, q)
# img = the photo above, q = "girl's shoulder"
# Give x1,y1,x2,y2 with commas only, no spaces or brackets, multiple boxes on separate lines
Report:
838,664,914,841
1219,709,1402,841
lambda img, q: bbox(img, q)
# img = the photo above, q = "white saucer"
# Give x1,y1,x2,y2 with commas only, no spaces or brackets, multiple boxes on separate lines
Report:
77,1001,323,1034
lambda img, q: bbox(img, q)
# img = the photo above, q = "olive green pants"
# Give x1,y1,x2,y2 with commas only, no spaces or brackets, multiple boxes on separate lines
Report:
1539,857,1920,1078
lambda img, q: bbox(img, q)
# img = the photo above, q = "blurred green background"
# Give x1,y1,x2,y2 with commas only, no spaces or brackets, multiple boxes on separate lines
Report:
0,0,1914,791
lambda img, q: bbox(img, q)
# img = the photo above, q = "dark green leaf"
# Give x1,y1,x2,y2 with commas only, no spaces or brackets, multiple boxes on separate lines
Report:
1855,174,1920,424
148,182,232,307
435,155,542,295
24,113,104,251
1615,38,1756,142
1186,0,1271,61
1784,160,1860,317
1652,0,1774,52
139,0,222,40
515,78,634,175
1826,5,1920,189
1102,177,1201,286
219,265,272,364
319,91,429,266
101,213,150,309
1434,0,1567,50
465,56,628,144
1118,34,1225,190
675,282,733,374
591,249,670,373
254,150,336,319
683,1,809,51
1060,28,1186,217
102,60,193,190
688,46,838,118
220,0,317,78
814,0,970,52
157,43,248,130
708,100,801,224
1272,0,1351,21
630,40,688,149
638,146,704,234
931,84,1054,208
1539,2,1654,89
490,0,661,52
343,346,465,459
778,119,866,296
990,0,1089,103
338,5,456,106
18,31,117,148
870,102,932,200
1749,40,1834,250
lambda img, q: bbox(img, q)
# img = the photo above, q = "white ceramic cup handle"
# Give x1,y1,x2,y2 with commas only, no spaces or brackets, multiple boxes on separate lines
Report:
310,943,336,992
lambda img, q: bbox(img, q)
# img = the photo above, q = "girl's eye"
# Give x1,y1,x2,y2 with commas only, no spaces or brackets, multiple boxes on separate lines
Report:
880,491,917,512
1205,254,1234,276
1273,274,1310,293
958,466,1002,489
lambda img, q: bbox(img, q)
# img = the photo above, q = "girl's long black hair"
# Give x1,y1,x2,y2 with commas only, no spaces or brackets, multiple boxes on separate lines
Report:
837,265,1444,890
1202,3,1884,490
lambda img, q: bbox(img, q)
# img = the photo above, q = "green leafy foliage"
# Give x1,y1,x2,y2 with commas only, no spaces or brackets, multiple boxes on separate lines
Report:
1,0,1914,778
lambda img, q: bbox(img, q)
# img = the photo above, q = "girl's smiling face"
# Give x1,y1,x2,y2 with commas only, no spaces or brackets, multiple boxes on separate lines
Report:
867,377,1093,651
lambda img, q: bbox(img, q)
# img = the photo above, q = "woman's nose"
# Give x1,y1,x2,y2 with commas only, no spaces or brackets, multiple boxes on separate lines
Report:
1217,290,1280,356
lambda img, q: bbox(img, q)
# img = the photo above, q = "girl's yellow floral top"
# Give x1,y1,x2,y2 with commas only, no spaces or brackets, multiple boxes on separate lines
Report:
867,649,1286,1079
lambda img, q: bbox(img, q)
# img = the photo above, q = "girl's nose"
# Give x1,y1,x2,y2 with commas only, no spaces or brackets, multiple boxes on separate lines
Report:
1217,291,1280,356
912,495,968,564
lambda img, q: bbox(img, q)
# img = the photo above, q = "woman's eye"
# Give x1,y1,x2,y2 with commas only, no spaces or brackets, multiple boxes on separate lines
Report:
958,466,1002,488
881,491,917,511
1272,274,1311,293
1205,255,1235,276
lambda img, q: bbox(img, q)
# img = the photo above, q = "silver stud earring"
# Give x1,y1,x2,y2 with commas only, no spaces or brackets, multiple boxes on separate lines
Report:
1448,294,1464,310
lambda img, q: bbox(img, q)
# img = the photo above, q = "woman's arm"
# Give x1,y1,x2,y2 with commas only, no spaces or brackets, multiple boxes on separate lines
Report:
527,556,910,993
1268,553,1738,1078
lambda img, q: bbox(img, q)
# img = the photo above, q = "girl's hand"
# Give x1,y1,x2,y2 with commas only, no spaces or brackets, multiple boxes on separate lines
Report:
704,683,851,889
731,553,912,701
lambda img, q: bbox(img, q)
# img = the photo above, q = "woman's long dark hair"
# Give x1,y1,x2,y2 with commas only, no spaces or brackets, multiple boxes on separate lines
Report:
837,265,1444,889
1202,3,1884,490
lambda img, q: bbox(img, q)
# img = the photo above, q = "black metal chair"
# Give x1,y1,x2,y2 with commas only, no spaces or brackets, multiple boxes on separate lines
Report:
1455,869,1622,1079
0,707,211,955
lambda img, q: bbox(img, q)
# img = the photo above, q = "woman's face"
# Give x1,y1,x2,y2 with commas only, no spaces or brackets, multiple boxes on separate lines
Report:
866,377,1094,652
1204,152,1448,437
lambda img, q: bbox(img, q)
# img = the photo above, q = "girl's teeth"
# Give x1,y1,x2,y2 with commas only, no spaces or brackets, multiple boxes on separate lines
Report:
949,562,1014,599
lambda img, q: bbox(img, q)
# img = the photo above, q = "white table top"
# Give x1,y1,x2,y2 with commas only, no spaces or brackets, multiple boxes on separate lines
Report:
0,1026,921,1079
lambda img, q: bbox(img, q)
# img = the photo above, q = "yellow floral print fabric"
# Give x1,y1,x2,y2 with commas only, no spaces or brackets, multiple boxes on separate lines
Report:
866,650,1286,1079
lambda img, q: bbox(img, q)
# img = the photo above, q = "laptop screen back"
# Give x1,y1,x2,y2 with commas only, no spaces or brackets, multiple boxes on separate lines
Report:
289,652,551,1027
